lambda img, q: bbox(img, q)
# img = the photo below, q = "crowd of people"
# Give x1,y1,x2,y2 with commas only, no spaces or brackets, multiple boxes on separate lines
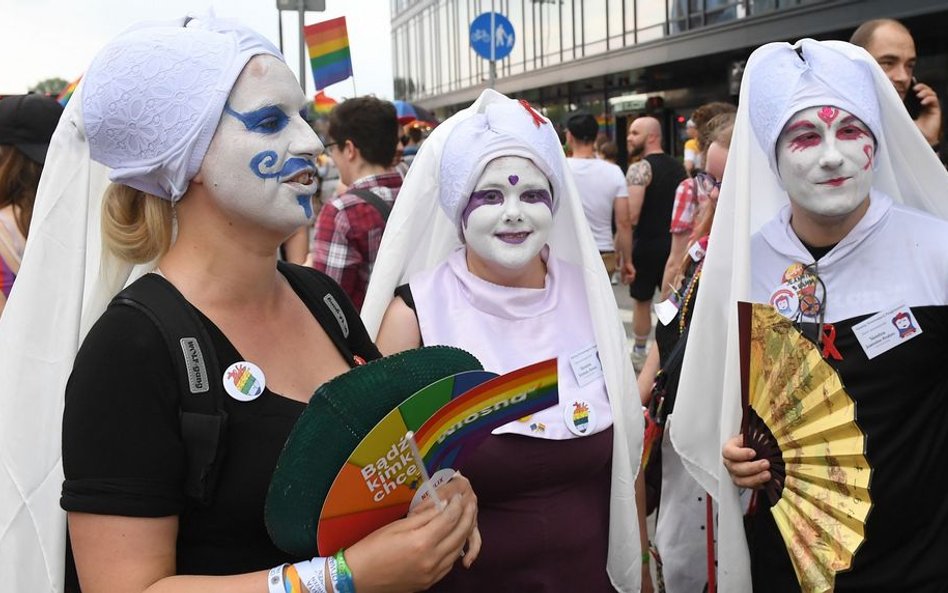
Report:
0,11,945,593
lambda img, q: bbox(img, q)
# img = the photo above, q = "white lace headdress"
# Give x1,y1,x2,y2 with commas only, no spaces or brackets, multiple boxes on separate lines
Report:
438,98,565,229
670,39,948,592
83,17,281,201
361,90,644,592
0,16,283,592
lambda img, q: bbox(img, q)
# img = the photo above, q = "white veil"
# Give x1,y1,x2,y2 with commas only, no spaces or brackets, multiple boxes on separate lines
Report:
0,15,285,591
0,77,148,592
361,89,644,592
670,39,948,591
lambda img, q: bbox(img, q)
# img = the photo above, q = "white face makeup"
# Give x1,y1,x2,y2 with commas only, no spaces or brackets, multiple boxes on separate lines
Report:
198,55,322,235
776,106,875,218
461,156,553,273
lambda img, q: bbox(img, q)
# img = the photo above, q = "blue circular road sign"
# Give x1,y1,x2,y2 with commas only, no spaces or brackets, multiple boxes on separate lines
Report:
470,12,515,61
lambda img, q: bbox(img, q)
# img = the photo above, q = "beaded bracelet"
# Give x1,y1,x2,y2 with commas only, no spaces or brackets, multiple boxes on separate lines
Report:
332,548,357,593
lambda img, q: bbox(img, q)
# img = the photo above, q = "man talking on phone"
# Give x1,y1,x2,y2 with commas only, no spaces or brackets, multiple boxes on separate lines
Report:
851,19,943,151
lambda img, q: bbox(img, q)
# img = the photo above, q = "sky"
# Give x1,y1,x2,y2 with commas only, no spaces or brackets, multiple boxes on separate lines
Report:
0,0,393,101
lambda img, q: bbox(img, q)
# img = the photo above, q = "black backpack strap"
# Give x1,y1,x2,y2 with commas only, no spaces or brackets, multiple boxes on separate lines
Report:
278,262,358,360
112,274,227,506
348,188,392,222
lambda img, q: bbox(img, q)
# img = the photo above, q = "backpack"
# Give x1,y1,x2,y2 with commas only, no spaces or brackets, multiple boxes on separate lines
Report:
348,188,392,222
111,261,357,506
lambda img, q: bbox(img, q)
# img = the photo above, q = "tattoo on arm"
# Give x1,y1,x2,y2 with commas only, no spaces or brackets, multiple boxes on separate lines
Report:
626,160,652,187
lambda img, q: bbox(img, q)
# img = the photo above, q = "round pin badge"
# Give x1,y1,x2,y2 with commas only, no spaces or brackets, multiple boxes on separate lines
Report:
222,361,266,402
563,399,597,437
769,284,799,319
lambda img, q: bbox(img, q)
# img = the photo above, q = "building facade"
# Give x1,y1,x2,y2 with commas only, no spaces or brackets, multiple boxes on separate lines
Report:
391,0,948,162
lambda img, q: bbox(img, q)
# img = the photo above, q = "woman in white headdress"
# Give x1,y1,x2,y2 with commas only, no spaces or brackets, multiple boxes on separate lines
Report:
0,15,479,593
670,39,948,592
361,91,644,592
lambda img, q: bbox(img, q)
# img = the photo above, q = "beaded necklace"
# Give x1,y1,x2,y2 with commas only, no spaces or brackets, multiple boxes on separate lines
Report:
678,259,704,335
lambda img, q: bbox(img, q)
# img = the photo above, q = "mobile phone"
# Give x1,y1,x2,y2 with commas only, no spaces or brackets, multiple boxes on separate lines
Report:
904,76,923,119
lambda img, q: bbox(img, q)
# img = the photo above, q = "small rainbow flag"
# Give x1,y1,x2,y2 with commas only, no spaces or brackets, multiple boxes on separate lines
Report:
595,113,613,134
313,90,338,116
57,76,81,106
304,16,353,90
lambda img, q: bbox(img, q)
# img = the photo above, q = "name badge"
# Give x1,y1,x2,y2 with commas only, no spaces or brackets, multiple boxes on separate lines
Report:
851,304,922,360
569,345,603,387
655,298,680,326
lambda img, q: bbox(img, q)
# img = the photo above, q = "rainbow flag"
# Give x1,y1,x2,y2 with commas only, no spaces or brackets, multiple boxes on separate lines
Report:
304,16,353,90
313,90,338,116
57,76,81,106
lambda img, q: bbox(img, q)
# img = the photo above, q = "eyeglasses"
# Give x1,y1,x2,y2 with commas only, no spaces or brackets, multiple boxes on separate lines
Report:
322,140,338,152
694,172,722,196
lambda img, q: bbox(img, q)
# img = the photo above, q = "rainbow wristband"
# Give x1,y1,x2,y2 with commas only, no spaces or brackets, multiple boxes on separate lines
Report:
282,564,306,593
332,549,356,593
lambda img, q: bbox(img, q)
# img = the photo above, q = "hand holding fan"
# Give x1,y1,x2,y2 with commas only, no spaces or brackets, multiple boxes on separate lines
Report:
738,302,873,593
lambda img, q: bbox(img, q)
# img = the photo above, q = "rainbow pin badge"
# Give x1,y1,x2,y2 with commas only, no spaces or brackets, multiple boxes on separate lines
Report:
223,361,266,402
564,398,596,437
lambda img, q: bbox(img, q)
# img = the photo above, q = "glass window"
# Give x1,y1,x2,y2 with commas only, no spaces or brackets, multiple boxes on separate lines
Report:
560,0,575,61
623,0,636,45
607,0,625,49
539,0,562,67
583,0,608,56
636,0,667,42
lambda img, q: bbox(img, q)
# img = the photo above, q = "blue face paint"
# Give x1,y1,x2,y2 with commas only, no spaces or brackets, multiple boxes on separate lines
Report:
224,103,291,134
297,195,313,218
249,152,315,180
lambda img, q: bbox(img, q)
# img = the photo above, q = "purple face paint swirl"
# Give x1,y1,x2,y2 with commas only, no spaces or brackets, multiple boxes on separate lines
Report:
508,174,519,185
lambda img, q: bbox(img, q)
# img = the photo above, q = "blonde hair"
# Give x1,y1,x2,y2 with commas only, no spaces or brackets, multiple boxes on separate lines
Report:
101,183,173,264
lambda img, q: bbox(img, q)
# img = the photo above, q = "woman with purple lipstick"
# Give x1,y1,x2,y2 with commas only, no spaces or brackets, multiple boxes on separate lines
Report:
0,15,478,593
363,92,644,592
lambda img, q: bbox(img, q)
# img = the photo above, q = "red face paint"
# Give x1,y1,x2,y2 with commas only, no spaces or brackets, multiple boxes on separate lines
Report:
817,106,839,126
788,132,821,153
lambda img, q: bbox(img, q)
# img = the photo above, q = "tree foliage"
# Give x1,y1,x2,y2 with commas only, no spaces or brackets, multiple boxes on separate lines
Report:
29,77,69,96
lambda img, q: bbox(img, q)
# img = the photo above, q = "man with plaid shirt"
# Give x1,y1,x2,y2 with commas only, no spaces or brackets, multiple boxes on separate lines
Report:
311,97,402,310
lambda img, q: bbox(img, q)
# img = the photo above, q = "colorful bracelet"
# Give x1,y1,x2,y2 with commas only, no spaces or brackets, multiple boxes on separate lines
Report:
332,549,356,593
642,551,651,566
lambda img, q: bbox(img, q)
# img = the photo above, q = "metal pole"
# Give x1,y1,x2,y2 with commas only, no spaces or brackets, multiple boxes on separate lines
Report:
489,1,496,89
298,0,307,93
278,9,284,54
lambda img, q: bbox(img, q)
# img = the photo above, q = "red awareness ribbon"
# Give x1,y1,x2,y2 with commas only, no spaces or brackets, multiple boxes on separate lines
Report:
518,99,546,127
821,324,843,360
353,355,366,366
